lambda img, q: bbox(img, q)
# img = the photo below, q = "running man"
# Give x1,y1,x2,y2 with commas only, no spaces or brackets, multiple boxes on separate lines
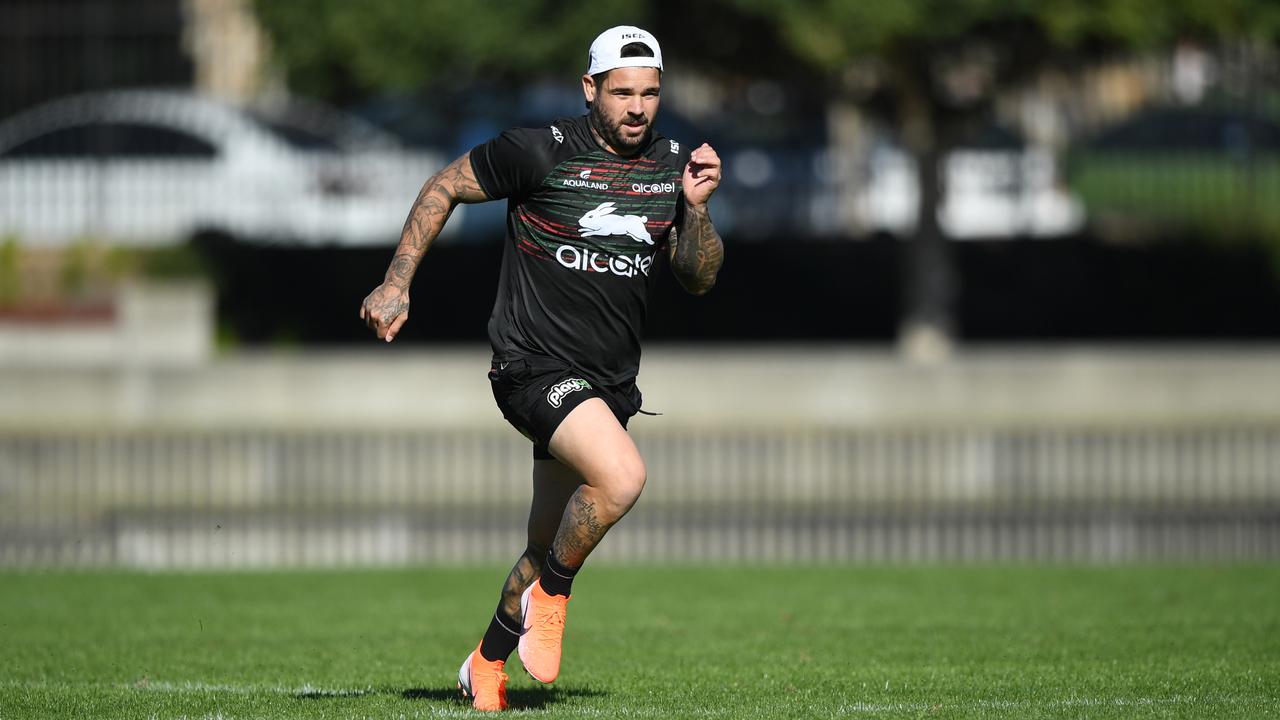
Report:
360,26,724,712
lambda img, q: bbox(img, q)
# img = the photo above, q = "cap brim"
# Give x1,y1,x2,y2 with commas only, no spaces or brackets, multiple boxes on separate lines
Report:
586,57,663,76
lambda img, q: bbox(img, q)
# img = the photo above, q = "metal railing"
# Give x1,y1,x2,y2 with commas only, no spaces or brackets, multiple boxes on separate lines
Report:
2,424,1276,567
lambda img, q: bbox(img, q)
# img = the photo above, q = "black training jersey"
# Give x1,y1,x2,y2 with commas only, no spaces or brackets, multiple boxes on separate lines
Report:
470,114,690,385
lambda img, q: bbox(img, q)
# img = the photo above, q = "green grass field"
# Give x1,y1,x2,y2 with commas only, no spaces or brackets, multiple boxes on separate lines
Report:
2,566,1278,718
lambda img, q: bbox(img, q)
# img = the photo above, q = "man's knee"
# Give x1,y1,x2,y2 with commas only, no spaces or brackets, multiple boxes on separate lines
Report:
596,457,646,520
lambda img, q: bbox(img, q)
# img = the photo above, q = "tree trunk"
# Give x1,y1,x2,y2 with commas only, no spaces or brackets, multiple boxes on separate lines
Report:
896,76,956,363
900,145,955,362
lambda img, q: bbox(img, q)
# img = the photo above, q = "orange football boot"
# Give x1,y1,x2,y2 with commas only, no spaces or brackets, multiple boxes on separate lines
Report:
458,643,508,711
518,580,570,683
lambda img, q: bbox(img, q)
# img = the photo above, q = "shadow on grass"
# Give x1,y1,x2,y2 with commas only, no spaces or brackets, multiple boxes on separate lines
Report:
289,684,606,709
402,685,607,710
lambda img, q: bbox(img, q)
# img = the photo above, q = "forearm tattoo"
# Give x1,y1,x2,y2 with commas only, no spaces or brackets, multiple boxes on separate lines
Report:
670,201,724,295
385,153,486,290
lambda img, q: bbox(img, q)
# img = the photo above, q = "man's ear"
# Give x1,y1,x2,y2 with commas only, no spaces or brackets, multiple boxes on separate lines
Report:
581,74,598,105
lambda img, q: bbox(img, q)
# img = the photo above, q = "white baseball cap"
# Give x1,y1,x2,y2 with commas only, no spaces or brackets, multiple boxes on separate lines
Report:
586,25,663,76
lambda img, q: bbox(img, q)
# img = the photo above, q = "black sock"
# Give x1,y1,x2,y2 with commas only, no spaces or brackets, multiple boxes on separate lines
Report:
478,604,521,662
539,549,579,597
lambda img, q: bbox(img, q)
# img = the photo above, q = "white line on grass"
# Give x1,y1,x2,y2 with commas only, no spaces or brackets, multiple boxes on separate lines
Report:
838,693,1265,715
0,679,374,697
4,681,1275,719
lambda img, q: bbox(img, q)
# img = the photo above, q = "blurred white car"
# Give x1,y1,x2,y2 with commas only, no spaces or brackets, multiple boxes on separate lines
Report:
0,89,456,247
857,135,1085,239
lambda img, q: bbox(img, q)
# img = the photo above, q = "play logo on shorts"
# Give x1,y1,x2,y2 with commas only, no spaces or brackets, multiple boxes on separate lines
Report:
547,378,591,408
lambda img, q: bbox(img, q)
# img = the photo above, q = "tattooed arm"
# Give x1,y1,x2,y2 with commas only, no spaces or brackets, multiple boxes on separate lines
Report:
669,202,724,296
360,152,488,341
669,143,725,296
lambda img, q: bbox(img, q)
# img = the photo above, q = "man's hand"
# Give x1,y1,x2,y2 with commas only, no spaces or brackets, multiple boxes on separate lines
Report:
360,282,410,342
682,143,722,208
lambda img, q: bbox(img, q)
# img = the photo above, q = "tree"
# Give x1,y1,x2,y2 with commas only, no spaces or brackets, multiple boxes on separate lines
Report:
254,1,1280,356
728,0,1280,360
253,0,650,102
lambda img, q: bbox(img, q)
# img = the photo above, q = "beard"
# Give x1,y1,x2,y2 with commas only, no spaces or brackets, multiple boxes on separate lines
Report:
589,100,651,155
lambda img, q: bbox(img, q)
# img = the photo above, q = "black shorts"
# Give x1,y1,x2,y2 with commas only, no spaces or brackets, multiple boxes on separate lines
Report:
489,355,643,460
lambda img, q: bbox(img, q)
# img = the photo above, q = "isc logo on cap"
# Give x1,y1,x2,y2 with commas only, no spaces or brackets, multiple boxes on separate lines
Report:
587,26,663,75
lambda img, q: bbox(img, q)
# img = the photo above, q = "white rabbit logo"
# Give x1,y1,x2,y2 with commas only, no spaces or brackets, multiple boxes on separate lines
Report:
577,202,652,245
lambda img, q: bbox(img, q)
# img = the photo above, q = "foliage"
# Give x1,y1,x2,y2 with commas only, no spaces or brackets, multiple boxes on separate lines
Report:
253,0,650,100
0,239,212,309
254,1,1280,100
130,243,212,280
1070,151,1280,237
732,0,1280,73
0,236,18,306
59,238,95,296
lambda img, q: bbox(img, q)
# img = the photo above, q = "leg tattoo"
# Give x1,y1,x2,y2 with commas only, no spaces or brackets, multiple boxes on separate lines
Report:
500,547,543,622
550,488,614,568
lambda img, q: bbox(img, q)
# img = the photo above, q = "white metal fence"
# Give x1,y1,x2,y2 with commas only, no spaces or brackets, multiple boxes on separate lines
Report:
2,424,1276,567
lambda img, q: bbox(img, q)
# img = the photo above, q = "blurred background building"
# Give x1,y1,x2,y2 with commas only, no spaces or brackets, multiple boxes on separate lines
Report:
1,0,1278,567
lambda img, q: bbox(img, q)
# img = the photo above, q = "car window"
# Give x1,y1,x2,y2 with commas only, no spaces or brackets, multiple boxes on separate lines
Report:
247,112,340,151
2,122,218,159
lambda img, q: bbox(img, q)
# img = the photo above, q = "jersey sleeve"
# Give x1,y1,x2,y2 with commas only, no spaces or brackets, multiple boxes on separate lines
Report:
667,140,694,241
469,127,559,200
